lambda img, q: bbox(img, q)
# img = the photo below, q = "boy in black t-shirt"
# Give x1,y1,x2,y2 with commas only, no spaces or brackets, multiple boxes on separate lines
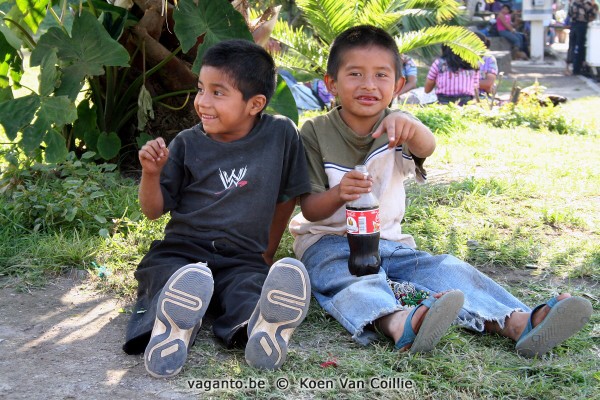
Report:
123,39,312,377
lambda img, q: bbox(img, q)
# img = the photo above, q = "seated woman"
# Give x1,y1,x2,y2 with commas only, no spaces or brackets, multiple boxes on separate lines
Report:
496,4,529,60
424,45,479,106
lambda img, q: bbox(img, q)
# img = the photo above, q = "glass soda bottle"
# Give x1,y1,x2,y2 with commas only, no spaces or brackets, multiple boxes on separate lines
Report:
345,165,381,276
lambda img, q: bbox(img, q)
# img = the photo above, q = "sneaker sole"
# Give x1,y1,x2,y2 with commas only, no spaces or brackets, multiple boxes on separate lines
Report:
245,258,310,369
144,263,213,378
410,290,464,353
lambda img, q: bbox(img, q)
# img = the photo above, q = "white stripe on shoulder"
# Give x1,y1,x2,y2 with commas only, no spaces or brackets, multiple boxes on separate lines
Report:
324,162,352,173
365,144,398,164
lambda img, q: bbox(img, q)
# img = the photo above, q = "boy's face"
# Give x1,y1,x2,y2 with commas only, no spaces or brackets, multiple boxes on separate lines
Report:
194,66,266,142
325,46,404,134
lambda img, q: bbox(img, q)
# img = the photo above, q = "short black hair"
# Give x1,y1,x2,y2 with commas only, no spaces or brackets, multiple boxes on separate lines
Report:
327,25,403,81
202,39,277,104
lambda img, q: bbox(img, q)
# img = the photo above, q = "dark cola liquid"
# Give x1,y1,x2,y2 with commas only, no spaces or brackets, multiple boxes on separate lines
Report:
348,232,381,276
347,206,381,276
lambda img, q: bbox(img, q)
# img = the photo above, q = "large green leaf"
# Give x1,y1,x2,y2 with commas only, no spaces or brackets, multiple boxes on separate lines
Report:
30,10,130,100
39,48,59,97
44,128,68,163
266,74,298,125
0,87,11,101
18,95,76,153
36,95,77,128
20,122,44,154
72,99,100,149
16,0,48,34
0,31,20,101
97,131,121,160
0,19,23,50
0,94,40,140
173,0,253,74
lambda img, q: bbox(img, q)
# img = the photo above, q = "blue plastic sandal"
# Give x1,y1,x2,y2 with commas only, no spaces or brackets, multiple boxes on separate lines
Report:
395,290,464,353
515,296,592,357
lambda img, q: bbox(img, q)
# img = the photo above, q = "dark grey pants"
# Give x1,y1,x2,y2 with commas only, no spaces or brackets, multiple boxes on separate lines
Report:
569,22,588,74
122,234,268,355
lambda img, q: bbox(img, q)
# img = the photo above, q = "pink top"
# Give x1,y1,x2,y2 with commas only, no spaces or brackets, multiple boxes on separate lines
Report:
426,58,479,97
496,14,511,32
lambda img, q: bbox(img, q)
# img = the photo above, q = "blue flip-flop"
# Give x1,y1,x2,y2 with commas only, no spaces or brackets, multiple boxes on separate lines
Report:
516,296,592,357
395,290,464,353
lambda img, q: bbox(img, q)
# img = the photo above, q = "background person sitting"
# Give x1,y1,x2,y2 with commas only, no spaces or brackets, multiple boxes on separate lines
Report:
496,4,529,60
424,45,480,106
396,54,419,104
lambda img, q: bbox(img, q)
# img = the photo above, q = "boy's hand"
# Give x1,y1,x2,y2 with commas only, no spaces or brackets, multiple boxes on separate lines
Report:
371,112,417,149
139,138,169,175
338,170,372,202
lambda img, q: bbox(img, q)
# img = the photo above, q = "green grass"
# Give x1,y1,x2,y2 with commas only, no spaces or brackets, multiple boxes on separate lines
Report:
1,98,599,398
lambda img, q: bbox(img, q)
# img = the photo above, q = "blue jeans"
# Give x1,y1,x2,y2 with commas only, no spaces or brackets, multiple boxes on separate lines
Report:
302,235,529,345
499,30,524,51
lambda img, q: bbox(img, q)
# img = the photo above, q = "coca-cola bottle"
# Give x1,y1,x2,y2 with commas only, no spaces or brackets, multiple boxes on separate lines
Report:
346,165,381,276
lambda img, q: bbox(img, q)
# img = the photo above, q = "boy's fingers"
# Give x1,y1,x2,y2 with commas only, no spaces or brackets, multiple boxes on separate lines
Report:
140,145,158,160
371,123,384,138
373,121,397,148
156,137,167,148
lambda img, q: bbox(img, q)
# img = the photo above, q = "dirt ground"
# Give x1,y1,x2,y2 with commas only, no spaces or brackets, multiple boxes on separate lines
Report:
0,276,193,400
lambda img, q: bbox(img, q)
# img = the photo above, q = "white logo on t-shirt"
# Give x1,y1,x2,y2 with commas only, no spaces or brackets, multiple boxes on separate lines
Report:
217,166,248,194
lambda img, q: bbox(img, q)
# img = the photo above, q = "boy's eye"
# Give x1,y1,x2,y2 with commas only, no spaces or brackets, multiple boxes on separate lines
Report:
214,90,224,96
350,72,362,77
197,87,204,94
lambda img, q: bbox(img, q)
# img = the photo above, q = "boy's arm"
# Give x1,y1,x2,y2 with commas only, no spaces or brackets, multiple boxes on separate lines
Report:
424,78,435,94
399,75,417,95
138,138,169,220
371,112,435,158
263,198,298,265
424,60,438,94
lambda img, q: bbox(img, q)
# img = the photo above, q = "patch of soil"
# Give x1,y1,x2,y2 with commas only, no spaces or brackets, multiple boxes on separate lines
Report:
0,277,192,400
476,264,595,298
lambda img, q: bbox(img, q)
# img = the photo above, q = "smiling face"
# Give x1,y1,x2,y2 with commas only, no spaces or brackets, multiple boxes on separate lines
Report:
194,66,266,142
325,46,404,135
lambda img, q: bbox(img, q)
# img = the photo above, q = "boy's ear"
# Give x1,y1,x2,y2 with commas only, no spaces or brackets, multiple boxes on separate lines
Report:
393,76,406,98
324,74,337,96
248,94,267,115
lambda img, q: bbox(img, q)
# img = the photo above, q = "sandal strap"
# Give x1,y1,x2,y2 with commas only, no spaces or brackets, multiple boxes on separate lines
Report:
517,296,559,342
394,296,435,349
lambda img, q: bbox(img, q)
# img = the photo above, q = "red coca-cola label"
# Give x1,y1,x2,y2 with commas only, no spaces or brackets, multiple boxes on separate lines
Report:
346,207,380,234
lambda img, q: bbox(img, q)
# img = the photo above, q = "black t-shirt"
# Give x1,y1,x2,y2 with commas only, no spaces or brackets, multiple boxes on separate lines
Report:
160,113,311,253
